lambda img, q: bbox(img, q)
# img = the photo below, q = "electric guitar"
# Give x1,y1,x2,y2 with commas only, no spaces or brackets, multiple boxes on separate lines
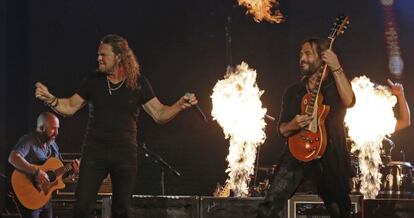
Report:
11,157,74,210
288,15,349,162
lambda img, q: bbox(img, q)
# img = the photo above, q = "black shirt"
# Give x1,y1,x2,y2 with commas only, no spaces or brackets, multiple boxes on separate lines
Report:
278,75,355,191
77,73,155,146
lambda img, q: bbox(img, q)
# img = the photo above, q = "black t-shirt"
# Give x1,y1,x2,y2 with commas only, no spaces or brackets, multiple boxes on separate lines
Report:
278,75,355,191
77,73,155,146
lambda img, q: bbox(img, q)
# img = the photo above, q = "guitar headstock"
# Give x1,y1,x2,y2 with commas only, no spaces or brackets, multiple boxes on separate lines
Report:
328,14,349,40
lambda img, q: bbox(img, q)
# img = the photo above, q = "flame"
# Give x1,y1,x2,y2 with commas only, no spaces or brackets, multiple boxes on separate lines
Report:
211,62,267,197
237,0,284,23
345,76,397,199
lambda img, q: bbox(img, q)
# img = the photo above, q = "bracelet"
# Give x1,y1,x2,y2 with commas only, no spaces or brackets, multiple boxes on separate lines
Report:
51,98,59,107
47,97,58,108
331,67,344,74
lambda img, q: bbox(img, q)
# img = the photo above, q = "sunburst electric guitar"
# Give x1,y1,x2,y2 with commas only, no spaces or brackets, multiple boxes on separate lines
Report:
288,15,349,162
11,157,74,210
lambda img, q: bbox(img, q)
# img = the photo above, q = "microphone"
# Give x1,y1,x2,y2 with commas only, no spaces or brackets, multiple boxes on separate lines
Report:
265,114,276,121
185,93,208,123
0,173,7,179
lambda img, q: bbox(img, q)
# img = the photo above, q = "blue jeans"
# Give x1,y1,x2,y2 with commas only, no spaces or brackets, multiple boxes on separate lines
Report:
73,143,138,218
15,200,52,218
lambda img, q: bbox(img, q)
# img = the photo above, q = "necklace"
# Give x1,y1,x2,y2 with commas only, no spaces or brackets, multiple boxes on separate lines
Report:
107,77,125,95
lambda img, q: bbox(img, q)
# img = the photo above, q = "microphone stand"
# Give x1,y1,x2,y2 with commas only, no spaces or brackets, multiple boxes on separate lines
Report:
400,143,406,162
140,143,181,195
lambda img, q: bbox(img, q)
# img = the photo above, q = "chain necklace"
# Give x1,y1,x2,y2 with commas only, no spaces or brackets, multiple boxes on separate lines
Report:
107,77,125,95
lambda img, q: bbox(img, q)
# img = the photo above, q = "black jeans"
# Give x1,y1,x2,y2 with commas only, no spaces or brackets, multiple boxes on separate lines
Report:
257,153,351,218
73,143,138,218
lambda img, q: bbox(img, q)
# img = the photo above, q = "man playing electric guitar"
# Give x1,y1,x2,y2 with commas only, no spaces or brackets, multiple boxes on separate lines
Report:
258,37,355,218
8,112,79,218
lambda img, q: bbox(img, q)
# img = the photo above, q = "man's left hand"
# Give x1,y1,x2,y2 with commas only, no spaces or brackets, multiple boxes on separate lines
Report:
178,93,198,110
72,159,80,174
321,49,341,72
387,79,405,98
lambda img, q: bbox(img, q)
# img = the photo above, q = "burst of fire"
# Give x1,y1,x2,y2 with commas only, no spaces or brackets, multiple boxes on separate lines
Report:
211,62,267,197
345,76,397,199
237,0,284,23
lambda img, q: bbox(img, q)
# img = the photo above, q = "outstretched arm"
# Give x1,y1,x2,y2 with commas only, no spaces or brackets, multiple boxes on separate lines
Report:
388,79,411,131
35,82,86,116
142,93,198,124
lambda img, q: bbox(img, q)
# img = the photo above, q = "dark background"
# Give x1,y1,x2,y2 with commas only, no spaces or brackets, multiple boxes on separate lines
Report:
1,0,413,212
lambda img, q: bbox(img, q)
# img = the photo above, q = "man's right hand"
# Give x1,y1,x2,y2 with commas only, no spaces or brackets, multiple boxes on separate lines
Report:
35,169,50,185
279,114,313,137
291,114,313,130
35,82,55,104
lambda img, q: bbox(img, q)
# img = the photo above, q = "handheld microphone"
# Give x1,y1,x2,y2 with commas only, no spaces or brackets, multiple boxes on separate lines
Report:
185,93,208,123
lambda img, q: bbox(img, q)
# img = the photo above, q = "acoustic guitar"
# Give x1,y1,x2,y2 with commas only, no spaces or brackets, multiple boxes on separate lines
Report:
288,15,349,162
11,157,73,210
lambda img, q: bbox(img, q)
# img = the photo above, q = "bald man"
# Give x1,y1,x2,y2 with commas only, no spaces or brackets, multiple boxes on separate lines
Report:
8,112,79,218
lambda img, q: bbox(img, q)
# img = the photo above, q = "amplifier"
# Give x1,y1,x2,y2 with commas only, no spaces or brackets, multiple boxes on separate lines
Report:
363,198,414,218
199,197,263,218
51,198,102,218
57,174,112,194
287,194,362,218
0,214,20,218
53,192,112,202
102,195,199,218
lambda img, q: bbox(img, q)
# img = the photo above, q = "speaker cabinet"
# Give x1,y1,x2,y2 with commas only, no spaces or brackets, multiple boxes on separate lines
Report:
363,198,414,218
287,194,362,218
51,198,102,218
199,197,263,218
102,195,199,218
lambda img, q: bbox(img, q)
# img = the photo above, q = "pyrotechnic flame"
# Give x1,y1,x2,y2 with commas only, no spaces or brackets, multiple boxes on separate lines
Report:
211,62,267,197
345,76,397,199
237,0,284,23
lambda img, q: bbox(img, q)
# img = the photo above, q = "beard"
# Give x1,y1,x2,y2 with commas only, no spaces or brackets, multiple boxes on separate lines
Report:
98,60,120,75
99,64,116,74
301,60,323,76
39,131,55,145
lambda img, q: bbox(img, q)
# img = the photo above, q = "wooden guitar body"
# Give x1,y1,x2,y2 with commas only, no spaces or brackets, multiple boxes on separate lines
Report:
288,93,330,162
11,157,67,210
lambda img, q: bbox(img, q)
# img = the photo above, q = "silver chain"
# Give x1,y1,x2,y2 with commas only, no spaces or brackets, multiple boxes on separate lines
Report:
107,78,125,95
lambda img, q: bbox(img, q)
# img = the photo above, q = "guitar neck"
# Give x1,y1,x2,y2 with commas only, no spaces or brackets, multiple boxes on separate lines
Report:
54,163,73,177
305,36,336,115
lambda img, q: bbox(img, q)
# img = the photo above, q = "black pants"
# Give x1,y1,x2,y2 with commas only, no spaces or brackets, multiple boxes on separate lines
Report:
73,143,138,218
257,153,351,218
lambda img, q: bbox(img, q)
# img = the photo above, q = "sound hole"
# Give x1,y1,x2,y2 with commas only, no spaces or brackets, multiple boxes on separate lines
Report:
46,171,57,182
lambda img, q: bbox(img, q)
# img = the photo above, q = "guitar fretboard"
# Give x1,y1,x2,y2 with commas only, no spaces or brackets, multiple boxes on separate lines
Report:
54,164,73,176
